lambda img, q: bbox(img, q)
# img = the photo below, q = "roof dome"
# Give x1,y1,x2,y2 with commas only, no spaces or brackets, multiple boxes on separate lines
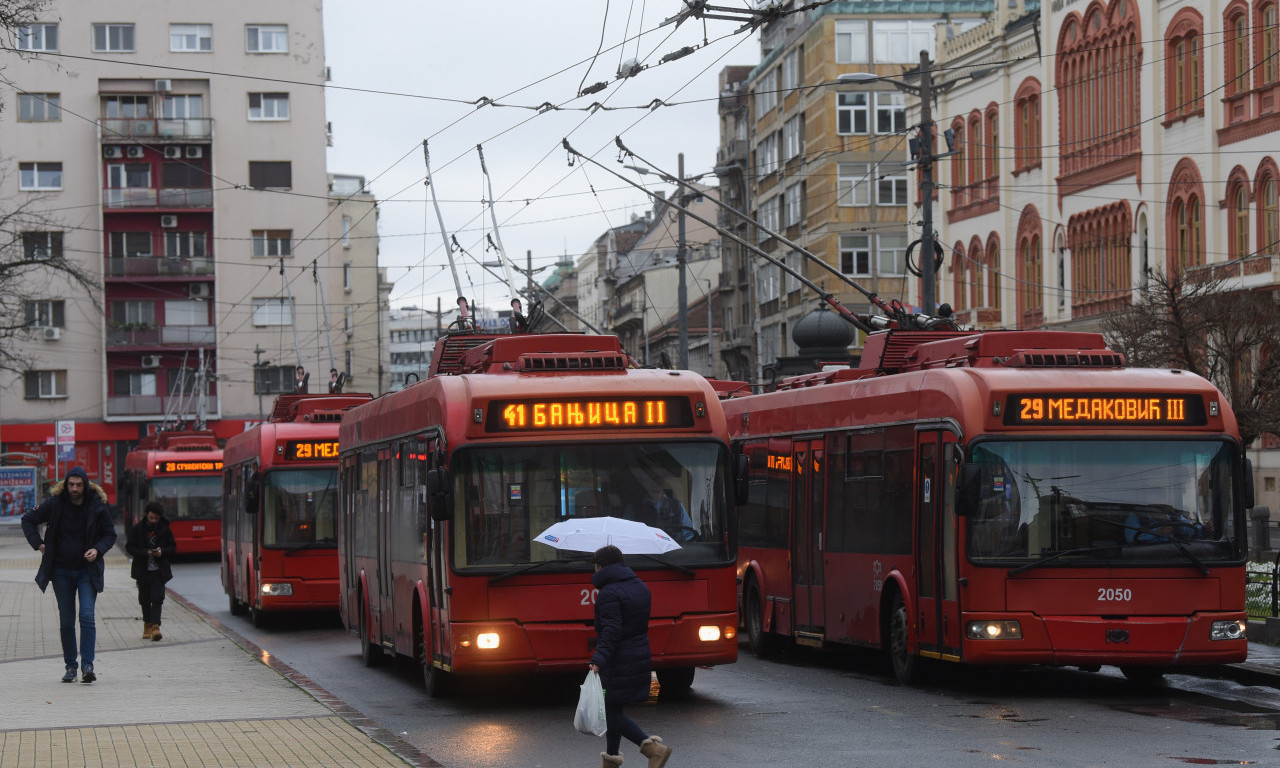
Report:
792,305,854,355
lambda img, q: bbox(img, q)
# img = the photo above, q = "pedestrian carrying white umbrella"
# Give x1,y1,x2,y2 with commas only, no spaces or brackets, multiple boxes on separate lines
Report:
534,516,681,555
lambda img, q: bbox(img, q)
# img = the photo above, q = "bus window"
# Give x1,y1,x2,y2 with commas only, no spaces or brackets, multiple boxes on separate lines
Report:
261,468,339,549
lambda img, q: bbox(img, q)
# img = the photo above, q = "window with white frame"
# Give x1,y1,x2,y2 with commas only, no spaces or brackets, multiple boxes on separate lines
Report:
757,196,780,241
170,24,212,52
784,182,803,227
875,91,906,134
876,163,909,206
246,24,288,53
344,306,353,336
110,231,152,258
783,115,804,160
24,300,65,328
164,231,207,258
102,94,151,118
106,163,151,189
759,323,782,364
92,23,135,52
252,229,292,258
873,20,934,64
162,94,203,119
248,92,289,120
756,132,779,176
837,92,870,135
341,215,351,246
785,251,802,293
835,20,870,63
114,370,157,396
18,93,60,122
24,370,67,399
840,234,872,276
343,261,352,291
19,162,61,190
877,233,908,275
23,231,63,260
16,23,58,51
782,49,800,91
252,297,293,326
111,300,155,325
755,68,778,115
163,300,206,325
758,263,780,302
837,162,871,206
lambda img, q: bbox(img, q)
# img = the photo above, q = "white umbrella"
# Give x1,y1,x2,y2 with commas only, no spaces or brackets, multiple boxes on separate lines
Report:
534,516,681,555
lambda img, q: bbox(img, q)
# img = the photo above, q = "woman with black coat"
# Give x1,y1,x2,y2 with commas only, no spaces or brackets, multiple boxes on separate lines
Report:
126,501,177,641
588,545,673,768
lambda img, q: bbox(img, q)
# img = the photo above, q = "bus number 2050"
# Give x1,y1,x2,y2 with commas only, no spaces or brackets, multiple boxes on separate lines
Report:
580,588,600,606
1097,587,1132,602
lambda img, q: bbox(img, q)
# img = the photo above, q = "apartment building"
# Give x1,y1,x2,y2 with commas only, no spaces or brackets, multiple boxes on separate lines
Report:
1,2,380,501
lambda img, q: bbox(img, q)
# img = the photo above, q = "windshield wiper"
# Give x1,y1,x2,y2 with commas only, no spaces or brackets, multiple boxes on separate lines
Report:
632,553,694,577
1095,519,1210,576
1007,544,1120,577
489,555,590,585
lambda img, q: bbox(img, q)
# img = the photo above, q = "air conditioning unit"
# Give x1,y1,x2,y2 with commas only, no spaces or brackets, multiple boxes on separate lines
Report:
126,146,145,158
163,146,182,159
160,215,179,228
141,355,162,368
103,146,124,159
42,327,62,341
189,283,211,298
155,79,172,92
185,146,203,159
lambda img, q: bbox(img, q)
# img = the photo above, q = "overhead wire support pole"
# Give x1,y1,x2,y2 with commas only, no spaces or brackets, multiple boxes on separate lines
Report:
423,140,470,327
563,139,875,334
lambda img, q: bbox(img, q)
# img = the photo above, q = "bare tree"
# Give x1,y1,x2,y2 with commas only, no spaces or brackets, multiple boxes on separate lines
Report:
2,1,103,375
1102,269,1280,447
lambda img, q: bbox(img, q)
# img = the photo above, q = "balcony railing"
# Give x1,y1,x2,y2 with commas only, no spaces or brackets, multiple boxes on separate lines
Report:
106,325,215,348
100,117,213,141
104,187,213,208
107,393,218,418
106,257,214,277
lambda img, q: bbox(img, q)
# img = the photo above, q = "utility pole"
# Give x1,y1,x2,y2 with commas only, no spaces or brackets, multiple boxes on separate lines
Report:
917,49,937,316
677,153,689,369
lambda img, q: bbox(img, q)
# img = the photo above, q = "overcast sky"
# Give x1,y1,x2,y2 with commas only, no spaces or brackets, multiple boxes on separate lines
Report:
321,1,762,312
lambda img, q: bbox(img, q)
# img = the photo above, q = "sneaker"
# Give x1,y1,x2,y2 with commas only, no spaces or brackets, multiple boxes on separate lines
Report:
61,668,77,683
80,665,96,684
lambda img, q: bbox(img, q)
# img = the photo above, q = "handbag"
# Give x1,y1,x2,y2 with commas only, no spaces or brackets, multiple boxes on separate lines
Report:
573,670,607,736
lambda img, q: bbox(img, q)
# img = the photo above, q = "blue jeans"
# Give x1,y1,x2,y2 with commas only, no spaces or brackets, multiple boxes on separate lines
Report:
51,568,96,670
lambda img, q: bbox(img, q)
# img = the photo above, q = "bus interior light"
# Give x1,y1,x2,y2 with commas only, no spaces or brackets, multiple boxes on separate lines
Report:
476,632,500,649
260,582,293,596
697,625,722,642
965,620,1022,640
1210,620,1246,641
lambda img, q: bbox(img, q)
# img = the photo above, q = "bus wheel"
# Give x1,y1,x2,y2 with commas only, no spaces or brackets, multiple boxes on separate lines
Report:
745,582,778,658
250,604,269,629
228,592,246,617
1120,666,1166,686
656,666,695,697
414,612,449,697
887,591,917,685
359,602,382,668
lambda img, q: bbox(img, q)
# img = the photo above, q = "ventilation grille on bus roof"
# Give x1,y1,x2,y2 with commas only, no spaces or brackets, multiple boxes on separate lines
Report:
1001,350,1126,368
304,410,347,423
431,334,498,376
514,352,628,371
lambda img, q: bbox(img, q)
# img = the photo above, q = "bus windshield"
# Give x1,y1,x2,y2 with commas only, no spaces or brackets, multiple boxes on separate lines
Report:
150,475,221,520
262,468,338,549
967,439,1239,565
453,441,732,569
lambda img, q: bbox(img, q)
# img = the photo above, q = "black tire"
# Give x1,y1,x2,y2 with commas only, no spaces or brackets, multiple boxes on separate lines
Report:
359,600,382,668
250,604,268,629
415,606,449,697
745,581,779,658
228,590,246,617
1120,666,1167,686
656,666,695,696
886,591,917,684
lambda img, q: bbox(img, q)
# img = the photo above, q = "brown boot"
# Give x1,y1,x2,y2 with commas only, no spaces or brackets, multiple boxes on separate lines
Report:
142,623,155,640
151,624,163,641
601,752,623,768
639,736,671,768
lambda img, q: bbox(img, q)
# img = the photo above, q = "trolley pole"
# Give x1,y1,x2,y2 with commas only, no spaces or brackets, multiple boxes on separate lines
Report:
677,153,689,370
918,49,936,317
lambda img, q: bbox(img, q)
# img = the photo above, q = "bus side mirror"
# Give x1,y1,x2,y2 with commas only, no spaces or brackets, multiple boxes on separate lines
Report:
733,453,749,506
1243,457,1255,510
246,470,261,515
956,464,981,517
427,467,453,522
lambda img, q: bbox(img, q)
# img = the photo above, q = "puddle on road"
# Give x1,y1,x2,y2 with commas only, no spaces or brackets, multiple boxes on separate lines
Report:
1110,699,1280,731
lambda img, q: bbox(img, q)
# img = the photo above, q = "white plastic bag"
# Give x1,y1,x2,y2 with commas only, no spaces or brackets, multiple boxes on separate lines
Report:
574,670,607,736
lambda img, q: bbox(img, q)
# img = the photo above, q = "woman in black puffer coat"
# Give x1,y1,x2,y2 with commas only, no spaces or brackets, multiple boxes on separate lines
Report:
588,545,672,768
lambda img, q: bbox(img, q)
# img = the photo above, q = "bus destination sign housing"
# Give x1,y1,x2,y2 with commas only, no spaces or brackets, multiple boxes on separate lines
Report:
157,460,223,473
486,396,695,433
283,440,340,461
1003,393,1208,426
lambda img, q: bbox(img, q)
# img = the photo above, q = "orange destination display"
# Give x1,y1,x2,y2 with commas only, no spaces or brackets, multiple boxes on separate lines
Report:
1003,393,1207,426
486,397,694,432
284,439,340,460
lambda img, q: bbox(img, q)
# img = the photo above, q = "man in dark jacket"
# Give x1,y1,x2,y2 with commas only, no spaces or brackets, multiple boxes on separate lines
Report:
126,500,177,641
21,466,118,683
589,545,673,768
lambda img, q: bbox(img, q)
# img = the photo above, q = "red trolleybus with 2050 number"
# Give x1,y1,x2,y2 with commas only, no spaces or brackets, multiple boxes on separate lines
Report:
221,393,372,626
726,329,1251,684
121,430,224,555
338,331,741,696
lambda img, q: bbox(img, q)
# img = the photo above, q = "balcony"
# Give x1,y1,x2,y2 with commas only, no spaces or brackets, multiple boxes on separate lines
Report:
106,324,215,348
104,187,213,209
107,393,218,418
716,140,747,168
106,257,214,278
100,117,213,141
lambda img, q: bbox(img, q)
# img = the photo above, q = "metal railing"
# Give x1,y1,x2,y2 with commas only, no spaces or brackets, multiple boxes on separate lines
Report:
1247,555,1279,620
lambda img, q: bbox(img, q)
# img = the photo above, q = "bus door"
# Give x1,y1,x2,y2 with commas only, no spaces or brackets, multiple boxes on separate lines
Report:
427,445,449,667
791,439,826,644
915,430,960,660
375,447,395,645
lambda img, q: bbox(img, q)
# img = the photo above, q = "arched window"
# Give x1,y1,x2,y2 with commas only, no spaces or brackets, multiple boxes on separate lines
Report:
950,243,967,312
1257,159,1280,256
985,235,1001,311
1067,201,1131,316
1166,159,1205,271
1225,3,1251,99
950,119,966,209
967,112,983,195
1014,79,1042,172
984,105,999,195
1227,169,1251,260
1017,206,1044,326
1259,1,1279,86
968,239,984,309
1165,10,1204,120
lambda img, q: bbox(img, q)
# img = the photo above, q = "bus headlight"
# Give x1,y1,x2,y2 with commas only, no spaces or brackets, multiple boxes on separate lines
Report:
697,625,721,642
965,620,1022,640
1210,620,1246,641
476,632,500,649
260,582,293,596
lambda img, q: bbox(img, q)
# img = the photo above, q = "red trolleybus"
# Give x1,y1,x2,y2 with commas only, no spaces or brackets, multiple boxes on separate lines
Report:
338,332,740,696
121,431,224,555
726,329,1252,684
222,393,372,626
